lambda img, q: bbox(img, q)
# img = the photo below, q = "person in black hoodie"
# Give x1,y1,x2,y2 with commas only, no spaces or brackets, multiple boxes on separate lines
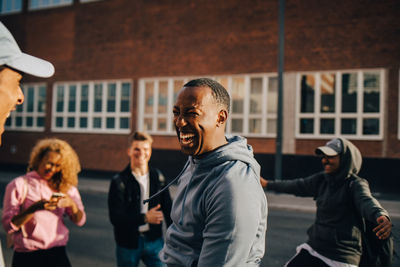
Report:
108,132,172,267
261,137,392,267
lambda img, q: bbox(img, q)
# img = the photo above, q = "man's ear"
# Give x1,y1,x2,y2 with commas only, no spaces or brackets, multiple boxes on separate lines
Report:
126,147,132,157
216,109,228,127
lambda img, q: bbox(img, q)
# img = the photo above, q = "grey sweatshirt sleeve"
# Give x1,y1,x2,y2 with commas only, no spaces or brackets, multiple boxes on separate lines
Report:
198,162,267,266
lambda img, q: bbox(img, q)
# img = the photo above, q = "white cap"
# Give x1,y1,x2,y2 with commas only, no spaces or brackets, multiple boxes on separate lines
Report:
0,22,54,78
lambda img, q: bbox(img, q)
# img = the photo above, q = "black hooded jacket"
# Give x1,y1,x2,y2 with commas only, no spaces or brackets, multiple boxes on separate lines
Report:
108,165,172,249
267,138,389,265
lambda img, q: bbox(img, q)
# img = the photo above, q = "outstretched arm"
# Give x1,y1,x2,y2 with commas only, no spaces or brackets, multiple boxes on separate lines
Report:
373,215,392,240
262,173,322,197
351,177,391,239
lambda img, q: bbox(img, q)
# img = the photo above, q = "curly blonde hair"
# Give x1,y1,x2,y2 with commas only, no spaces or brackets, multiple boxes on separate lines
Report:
28,138,81,193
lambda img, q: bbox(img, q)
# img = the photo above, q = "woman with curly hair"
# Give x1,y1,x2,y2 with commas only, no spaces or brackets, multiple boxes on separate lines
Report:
2,138,86,267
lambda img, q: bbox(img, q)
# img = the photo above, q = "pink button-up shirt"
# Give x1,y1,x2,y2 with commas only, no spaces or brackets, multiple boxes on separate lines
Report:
2,171,86,252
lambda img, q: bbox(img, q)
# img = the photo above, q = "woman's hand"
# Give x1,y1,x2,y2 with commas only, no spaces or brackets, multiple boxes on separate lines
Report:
56,195,75,209
373,216,392,240
11,199,52,228
56,195,83,223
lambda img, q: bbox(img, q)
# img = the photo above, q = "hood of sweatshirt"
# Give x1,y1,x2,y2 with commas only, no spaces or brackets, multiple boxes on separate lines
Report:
190,135,260,178
325,137,362,183
143,135,260,206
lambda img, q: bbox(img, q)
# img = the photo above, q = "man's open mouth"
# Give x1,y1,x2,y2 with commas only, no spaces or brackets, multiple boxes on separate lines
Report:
179,132,195,146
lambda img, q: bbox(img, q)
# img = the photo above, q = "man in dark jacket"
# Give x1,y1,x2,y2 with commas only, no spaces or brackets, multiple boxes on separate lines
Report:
108,132,172,267
261,137,392,267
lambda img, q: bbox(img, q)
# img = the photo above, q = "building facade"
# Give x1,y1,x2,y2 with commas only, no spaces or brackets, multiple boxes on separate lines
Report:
1,0,399,184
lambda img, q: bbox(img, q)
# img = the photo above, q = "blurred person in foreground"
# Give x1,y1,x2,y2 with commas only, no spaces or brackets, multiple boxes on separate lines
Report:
261,137,392,267
0,22,54,145
156,78,267,266
2,138,86,267
108,132,172,267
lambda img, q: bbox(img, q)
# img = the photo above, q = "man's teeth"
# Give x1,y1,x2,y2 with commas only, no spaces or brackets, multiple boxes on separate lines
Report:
180,133,195,143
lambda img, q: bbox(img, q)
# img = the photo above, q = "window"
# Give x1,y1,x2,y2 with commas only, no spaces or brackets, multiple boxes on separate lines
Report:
52,80,131,133
5,84,46,131
29,0,72,10
1,0,22,14
138,74,278,137
296,69,384,139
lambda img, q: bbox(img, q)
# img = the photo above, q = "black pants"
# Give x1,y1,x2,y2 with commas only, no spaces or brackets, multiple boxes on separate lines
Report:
286,249,330,267
12,246,71,267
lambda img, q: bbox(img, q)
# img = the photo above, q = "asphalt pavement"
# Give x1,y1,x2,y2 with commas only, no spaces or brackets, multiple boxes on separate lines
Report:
0,170,399,218
0,170,399,267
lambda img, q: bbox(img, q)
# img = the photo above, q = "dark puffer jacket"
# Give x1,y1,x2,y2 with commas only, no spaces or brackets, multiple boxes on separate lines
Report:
267,138,389,265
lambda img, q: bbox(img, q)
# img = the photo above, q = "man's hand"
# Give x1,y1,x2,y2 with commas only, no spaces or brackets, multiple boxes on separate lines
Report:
373,215,392,240
146,204,164,224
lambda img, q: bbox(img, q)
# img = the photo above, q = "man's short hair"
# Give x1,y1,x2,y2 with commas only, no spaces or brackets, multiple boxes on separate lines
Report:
184,78,231,113
129,131,153,146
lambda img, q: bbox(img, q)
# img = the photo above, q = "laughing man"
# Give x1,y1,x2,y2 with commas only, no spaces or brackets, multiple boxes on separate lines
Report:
159,78,267,267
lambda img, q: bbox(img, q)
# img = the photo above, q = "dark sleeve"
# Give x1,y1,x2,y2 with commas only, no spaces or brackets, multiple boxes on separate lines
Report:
350,177,390,223
267,172,323,198
107,176,146,227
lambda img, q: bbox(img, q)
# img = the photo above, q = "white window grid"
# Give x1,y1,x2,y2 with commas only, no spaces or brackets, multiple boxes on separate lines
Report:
138,74,278,137
29,0,72,11
295,69,385,140
1,0,22,14
52,80,132,134
5,83,46,132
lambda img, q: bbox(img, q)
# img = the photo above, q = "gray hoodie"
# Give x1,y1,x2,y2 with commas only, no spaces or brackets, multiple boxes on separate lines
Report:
160,135,268,267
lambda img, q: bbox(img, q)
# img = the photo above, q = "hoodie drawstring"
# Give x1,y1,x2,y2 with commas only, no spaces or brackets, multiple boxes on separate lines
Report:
143,160,190,204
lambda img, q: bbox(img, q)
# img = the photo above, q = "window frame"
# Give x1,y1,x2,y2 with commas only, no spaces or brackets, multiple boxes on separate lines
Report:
5,83,47,132
80,0,102,2
137,74,278,137
295,69,385,140
29,0,72,11
1,0,22,15
51,79,132,134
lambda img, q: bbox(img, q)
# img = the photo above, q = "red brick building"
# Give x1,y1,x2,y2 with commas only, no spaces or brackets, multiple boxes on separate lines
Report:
1,0,399,183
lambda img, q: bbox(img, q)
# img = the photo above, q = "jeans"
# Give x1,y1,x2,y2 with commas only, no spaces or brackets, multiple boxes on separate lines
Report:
116,236,165,267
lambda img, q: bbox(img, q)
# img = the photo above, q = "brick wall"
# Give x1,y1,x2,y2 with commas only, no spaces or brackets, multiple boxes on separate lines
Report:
0,0,399,171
